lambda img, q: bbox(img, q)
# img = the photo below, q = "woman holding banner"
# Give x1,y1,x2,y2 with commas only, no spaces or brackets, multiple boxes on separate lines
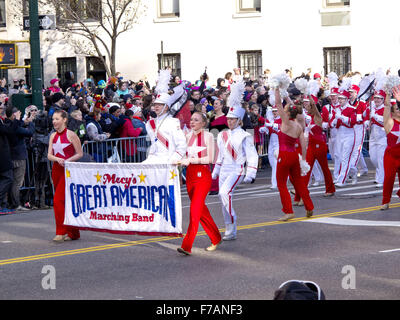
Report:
176,112,221,255
48,109,83,242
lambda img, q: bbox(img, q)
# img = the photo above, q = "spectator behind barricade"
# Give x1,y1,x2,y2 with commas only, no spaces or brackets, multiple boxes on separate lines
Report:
100,104,125,139
61,71,75,93
104,77,118,101
68,110,88,145
208,99,228,132
116,81,129,97
249,104,265,150
48,92,65,117
190,89,202,105
76,96,90,116
86,110,110,142
48,78,63,94
120,109,143,162
0,78,8,94
0,103,18,214
5,106,35,211
241,101,253,130
0,92,8,109
94,80,106,96
127,104,146,136
64,88,78,113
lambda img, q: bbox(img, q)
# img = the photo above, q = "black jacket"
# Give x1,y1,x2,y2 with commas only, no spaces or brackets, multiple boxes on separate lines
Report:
0,117,18,172
6,119,35,161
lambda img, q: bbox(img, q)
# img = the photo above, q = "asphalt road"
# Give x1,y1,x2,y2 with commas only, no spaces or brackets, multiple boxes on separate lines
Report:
1,161,400,301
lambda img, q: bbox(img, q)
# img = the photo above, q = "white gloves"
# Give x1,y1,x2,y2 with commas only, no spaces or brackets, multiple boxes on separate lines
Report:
243,176,254,184
259,126,268,134
211,164,221,179
243,166,257,184
299,154,310,176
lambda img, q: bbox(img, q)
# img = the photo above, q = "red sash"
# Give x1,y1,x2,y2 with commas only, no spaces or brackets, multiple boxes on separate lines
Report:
222,131,238,160
149,119,169,150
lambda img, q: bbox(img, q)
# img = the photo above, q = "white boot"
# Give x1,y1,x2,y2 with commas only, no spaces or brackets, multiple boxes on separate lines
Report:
223,222,237,241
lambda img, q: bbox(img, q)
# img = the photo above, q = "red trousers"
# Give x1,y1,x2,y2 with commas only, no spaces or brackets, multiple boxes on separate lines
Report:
382,149,400,205
52,164,80,239
295,141,335,201
181,164,221,253
277,151,314,214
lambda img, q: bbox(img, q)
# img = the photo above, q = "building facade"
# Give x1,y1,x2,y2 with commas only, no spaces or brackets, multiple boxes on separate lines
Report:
1,0,400,88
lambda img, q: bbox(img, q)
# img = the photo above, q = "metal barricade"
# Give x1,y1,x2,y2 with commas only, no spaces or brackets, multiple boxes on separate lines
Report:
82,136,149,163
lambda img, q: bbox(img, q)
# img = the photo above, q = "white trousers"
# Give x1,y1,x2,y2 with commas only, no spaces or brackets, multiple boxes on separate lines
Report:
336,126,355,184
369,125,387,184
268,137,279,188
218,165,244,225
329,128,340,180
349,124,366,177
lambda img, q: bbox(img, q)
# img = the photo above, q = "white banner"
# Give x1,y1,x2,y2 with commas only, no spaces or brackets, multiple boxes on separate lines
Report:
64,162,182,237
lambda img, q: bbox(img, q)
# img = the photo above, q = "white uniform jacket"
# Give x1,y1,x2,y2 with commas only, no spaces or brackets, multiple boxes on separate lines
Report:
213,127,259,179
144,113,187,164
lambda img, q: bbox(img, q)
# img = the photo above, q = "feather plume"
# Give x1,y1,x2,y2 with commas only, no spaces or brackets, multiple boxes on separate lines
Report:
268,88,276,106
351,74,362,86
307,80,320,96
384,75,400,93
339,77,352,92
155,69,171,95
374,68,386,91
228,80,245,108
327,72,338,89
294,78,308,95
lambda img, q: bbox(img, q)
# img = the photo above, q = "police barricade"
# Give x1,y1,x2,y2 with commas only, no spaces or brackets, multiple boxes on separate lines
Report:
82,136,149,163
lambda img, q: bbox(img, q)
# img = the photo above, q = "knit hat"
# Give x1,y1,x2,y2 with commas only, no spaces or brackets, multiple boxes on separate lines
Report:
52,92,65,103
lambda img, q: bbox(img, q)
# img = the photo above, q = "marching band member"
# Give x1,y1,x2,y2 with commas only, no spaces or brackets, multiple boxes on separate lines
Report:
303,96,336,196
260,107,281,190
143,70,187,164
348,80,368,184
212,81,259,241
322,73,340,181
274,88,314,221
334,79,357,187
368,89,387,188
47,109,83,242
381,88,400,210
176,112,221,255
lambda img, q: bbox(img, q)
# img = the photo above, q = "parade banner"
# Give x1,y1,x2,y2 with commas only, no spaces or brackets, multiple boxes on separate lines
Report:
64,162,182,237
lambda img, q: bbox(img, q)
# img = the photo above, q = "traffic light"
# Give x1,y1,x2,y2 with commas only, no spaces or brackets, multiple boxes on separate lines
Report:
0,43,17,65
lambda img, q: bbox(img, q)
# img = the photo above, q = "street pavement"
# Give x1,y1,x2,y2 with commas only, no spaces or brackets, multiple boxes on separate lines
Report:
1,161,400,301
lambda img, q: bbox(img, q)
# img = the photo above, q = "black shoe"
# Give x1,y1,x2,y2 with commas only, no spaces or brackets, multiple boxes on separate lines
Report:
177,247,191,256
209,191,218,196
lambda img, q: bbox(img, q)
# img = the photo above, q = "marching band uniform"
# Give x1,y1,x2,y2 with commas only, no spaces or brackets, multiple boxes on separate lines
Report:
382,118,400,207
368,90,387,187
322,88,340,180
212,106,259,241
260,111,281,189
334,89,357,187
347,84,368,183
179,129,221,254
144,93,187,164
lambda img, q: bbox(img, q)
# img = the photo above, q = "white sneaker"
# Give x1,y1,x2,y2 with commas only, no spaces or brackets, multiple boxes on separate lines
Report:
312,181,320,187
376,183,383,188
335,182,346,188
351,176,358,185
223,223,237,241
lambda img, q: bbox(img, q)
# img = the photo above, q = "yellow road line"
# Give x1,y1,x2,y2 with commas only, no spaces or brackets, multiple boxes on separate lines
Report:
1,202,399,266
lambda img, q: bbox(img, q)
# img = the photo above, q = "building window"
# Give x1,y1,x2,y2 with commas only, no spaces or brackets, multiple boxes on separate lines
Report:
158,53,181,78
57,57,77,87
57,0,102,23
238,0,261,12
323,47,351,76
0,0,6,27
86,56,107,84
158,0,180,18
237,50,263,79
325,0,350,7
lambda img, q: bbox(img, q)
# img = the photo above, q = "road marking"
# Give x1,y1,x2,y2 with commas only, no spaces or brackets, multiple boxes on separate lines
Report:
1,202,399,266
304,217,400,227
379,248,400,253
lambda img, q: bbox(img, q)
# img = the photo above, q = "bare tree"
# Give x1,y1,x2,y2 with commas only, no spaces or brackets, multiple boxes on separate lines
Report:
45,0,147,77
